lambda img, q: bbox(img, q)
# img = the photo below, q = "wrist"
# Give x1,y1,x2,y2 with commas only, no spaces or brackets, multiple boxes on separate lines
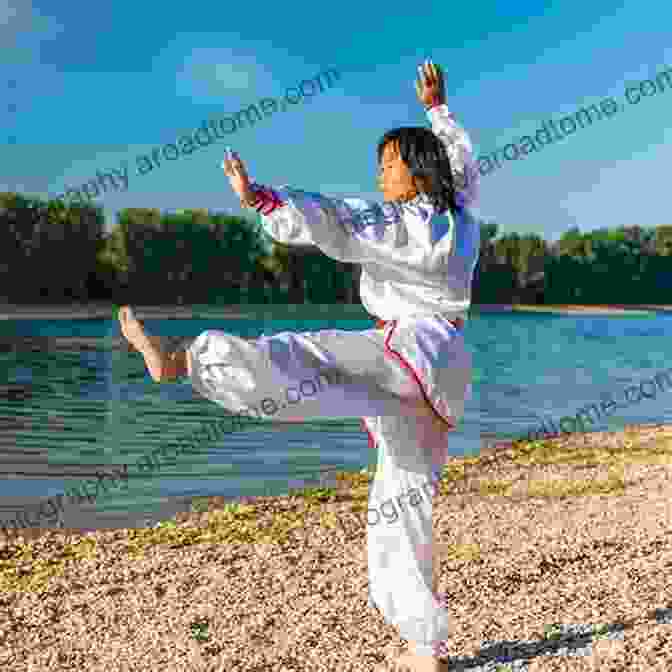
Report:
424,96,444,111
169,350,189,378
239,184,260,208
243,184,285,216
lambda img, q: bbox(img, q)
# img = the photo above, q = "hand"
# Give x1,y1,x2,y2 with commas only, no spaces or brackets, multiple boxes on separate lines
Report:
221,149,255,206
415,60,445,109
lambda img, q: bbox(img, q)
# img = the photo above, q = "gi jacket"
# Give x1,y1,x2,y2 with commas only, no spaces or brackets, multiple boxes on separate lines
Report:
246,103,481,322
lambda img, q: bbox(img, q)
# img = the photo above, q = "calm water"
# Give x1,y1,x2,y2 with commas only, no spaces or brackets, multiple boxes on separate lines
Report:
2,310,672,531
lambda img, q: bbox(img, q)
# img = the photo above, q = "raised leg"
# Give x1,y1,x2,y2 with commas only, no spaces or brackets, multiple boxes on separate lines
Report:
118,307,187,382
185,327,439,420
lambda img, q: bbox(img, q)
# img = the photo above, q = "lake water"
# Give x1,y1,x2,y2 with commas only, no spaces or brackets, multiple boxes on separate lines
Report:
2,309,672,532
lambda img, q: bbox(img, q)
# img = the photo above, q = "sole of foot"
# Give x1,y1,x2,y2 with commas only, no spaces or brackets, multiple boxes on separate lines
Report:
118,307,162,353
118,306,167,382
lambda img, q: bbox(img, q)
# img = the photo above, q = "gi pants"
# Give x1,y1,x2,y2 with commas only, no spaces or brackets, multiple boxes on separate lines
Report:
187,315,471,655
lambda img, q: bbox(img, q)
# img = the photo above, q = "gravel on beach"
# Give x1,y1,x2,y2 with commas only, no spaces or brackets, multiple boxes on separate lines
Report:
1,424,672,671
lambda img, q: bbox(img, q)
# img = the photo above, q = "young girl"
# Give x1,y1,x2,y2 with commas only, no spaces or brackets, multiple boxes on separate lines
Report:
118,60,480,672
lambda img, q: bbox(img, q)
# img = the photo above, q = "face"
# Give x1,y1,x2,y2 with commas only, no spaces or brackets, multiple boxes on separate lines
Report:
378,141,420,203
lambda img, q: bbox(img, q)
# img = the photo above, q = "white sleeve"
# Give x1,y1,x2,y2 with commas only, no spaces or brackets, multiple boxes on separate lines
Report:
426,103,480,209
453,207,481,275
247,184,411,265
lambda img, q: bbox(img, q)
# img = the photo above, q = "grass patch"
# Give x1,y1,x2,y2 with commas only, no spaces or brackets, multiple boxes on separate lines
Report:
287,485,338,504
190,497,210,513
443,543,481,562
593,623,610,640
543,623,563,641
472,472,626,499
0,536,98,594
526,474,626,498
478,480,514,497
189,618,210,642
437,458,480,494
510,437,672,468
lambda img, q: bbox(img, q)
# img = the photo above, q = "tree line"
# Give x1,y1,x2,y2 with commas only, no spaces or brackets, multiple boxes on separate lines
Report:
2,191,671,306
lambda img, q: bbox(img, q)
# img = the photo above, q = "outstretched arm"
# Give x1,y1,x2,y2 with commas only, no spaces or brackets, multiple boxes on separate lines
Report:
221,149,417,266
416,60,480,209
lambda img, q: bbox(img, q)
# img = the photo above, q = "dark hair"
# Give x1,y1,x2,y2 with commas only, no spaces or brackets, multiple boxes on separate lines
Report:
377,127,457,215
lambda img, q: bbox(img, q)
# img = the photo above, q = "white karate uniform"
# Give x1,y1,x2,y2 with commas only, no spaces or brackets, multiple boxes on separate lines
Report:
187,102,480,656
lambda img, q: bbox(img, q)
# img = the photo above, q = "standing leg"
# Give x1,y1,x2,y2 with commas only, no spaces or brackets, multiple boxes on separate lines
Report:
368,412,453,672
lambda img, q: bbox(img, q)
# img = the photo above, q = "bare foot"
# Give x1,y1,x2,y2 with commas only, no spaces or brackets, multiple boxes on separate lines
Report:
118,306,169,382
377,642,449,672
376,653,446,672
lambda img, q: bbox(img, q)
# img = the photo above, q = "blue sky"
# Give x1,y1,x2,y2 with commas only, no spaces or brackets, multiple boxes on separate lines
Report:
1,0,671,241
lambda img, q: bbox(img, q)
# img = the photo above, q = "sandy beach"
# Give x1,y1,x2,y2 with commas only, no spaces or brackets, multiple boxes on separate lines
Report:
2,424,671,671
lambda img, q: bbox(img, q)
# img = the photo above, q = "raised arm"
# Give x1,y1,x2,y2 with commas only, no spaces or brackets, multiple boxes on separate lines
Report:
416,60,479,209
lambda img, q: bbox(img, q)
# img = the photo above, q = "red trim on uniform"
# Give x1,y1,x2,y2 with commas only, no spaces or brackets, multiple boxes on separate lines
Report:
376,317,463,331
249,184,285,215
360,317,462,446
361,419,376,449
383,319,458,430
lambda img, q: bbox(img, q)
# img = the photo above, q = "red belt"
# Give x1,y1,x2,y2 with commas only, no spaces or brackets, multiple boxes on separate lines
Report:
374,317,464,330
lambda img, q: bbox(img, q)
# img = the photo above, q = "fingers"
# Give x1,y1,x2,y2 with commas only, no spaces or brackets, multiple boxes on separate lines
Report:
416,60,441,91
418,61,432,87
221,149,246,176
426,59,439,85
222,149,236,171
431,61,446,95
417,63,426,86
426,59,444,83
432,61,445,91
221,156,234,175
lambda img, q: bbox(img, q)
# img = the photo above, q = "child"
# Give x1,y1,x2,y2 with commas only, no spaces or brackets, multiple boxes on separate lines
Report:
118,60,480,672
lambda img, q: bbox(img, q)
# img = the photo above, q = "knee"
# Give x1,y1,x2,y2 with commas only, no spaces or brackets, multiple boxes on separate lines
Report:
193,330,216,347
189,330,222,362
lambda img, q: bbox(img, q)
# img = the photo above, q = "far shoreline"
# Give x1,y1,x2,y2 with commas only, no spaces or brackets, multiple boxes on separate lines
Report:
2,303,672,320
